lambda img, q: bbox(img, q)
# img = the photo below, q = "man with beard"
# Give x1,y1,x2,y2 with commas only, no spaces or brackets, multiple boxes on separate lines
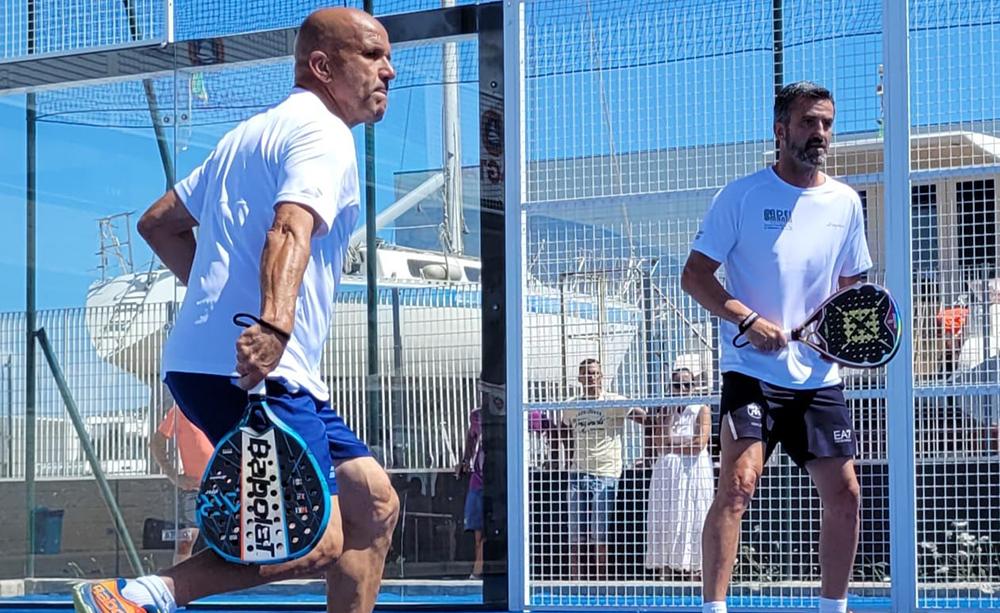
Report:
681,82,870,613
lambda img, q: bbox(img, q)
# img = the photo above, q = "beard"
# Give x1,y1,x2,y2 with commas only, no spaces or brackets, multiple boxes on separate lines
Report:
791,138,828,167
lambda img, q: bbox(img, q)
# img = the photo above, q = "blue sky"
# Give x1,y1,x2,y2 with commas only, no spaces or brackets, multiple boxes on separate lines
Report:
0,0,998,313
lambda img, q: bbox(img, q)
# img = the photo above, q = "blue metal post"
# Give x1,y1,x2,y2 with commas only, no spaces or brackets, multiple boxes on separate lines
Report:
883,1,917,611
504,0,526,609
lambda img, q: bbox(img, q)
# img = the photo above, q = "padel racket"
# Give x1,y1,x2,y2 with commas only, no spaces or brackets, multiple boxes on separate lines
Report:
789,282,902,368
196,314,331,565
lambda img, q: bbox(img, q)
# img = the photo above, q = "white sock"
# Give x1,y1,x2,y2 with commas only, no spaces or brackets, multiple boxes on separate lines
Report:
120,576,176,613
703,602,727,613
819,596,848,613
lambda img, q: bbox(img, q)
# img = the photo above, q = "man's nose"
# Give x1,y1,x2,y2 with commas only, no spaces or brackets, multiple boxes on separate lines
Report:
382,59,396,81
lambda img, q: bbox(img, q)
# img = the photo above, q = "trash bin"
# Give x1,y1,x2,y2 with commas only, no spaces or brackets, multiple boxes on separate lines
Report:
33,507,64,554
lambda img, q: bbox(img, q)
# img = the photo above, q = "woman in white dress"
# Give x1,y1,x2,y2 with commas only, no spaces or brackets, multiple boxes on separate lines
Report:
645,371,714,578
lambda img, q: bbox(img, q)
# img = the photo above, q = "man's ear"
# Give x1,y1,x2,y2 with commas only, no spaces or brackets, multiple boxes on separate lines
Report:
309,50,332,83
773,121,785,147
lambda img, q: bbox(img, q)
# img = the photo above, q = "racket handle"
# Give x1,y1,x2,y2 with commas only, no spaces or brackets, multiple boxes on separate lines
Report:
249,379,267,398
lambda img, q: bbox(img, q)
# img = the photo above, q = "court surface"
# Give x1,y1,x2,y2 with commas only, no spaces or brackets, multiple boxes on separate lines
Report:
3,589,1000,612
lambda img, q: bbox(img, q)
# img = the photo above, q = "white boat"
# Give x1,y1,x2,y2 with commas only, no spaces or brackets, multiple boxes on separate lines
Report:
84,243,643,389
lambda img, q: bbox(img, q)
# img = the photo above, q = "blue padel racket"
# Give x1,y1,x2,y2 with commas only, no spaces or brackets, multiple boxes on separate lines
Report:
196,315,331,565
789,282,902,368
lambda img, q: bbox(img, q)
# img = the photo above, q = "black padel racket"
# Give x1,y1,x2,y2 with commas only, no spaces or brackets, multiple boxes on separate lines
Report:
789,283,902,368
196,315,331,564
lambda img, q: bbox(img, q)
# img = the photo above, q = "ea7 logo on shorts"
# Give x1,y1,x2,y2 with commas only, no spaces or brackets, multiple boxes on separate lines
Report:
745,403,762,419
833,429,853,443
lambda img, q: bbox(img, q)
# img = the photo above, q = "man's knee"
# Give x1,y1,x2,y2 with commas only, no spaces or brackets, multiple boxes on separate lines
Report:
716,465,759,516
825,479,861,521
367,472,400,537
340,462,400,540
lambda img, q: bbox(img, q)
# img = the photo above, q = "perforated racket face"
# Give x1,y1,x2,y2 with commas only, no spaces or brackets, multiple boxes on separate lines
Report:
197,400,330,564
809,284,901,367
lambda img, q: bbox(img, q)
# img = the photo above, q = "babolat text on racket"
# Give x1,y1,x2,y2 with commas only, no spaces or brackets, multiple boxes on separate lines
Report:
196,313,331,564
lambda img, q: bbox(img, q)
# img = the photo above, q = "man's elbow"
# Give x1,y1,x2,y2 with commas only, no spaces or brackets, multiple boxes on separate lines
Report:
136,213,156,242
680,264,698,296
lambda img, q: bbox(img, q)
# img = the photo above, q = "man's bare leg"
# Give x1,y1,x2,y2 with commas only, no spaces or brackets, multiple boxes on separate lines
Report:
471,530,484,578
806,457,861,599
160,497,344,606
172,530,197,565
569,541,588,580
701,426,764,603
324,457,400,613
594,543,609,581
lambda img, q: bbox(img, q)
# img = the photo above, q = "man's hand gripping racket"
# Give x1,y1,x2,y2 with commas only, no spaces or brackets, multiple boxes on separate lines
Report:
733,283,902,368
195,314,331,564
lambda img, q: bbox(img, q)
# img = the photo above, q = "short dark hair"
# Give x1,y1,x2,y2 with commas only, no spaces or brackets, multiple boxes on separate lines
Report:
774,81,834,125
578,358,601,374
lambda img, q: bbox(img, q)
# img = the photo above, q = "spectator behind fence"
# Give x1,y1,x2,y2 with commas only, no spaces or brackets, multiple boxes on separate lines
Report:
644,369,713,579
150,405,214,564
456,379,485,580
936,300,970,378
558,358,646,580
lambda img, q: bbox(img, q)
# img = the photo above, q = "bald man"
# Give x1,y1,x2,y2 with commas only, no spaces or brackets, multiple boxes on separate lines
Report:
72,9,397,613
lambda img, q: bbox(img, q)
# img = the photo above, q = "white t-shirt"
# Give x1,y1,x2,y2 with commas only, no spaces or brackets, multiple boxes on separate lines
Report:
691,167,872,389
163,88,360,400
562,392,634,479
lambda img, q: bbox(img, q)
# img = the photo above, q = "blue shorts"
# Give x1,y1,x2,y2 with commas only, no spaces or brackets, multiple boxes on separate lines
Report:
164,372,370,495
567,472,619,544
463,488,484,532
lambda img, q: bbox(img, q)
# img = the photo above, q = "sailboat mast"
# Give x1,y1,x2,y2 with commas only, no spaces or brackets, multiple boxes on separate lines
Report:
442,0,464,254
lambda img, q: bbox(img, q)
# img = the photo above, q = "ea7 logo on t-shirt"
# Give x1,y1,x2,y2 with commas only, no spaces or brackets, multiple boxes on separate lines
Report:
762,208,793,230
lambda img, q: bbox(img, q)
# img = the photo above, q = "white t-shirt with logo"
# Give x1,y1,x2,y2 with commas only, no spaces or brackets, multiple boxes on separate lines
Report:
163,88,360,400
562,392,634,479
691,167,872,389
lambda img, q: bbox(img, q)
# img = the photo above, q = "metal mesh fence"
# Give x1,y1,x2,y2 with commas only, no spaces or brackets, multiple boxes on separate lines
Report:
0,0,483,63
909,0,1000,607
0,282,484,481
519,0,998,608
0,0,165,63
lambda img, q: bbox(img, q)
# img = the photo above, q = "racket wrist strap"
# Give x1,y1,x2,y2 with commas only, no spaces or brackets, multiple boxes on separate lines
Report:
733,311,759,348
257,317,292,342
233,312,292,342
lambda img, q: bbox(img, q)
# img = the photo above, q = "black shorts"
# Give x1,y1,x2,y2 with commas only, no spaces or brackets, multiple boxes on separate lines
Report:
719,371,857,468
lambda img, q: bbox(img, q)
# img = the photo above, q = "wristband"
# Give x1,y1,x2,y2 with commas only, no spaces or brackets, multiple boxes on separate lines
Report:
738,311,760,334
232,312,292,342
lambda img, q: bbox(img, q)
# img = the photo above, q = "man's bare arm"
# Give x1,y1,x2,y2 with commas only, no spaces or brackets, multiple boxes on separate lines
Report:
258,203,321,333
149,431,178,486
680,251,753,325
234,202,320,388
681,250,787,352
137,190,198,285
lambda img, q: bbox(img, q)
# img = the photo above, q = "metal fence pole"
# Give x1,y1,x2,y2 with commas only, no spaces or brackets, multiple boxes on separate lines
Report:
35,327,145,576
883,1,917,611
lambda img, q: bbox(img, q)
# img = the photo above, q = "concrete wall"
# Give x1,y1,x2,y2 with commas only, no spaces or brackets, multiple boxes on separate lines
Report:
0,477,179,580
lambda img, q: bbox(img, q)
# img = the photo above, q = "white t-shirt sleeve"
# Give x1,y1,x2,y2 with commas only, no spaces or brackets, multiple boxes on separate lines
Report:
173,160,208,221
691,187,740,263
835,193,873,277
275,121,359,237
